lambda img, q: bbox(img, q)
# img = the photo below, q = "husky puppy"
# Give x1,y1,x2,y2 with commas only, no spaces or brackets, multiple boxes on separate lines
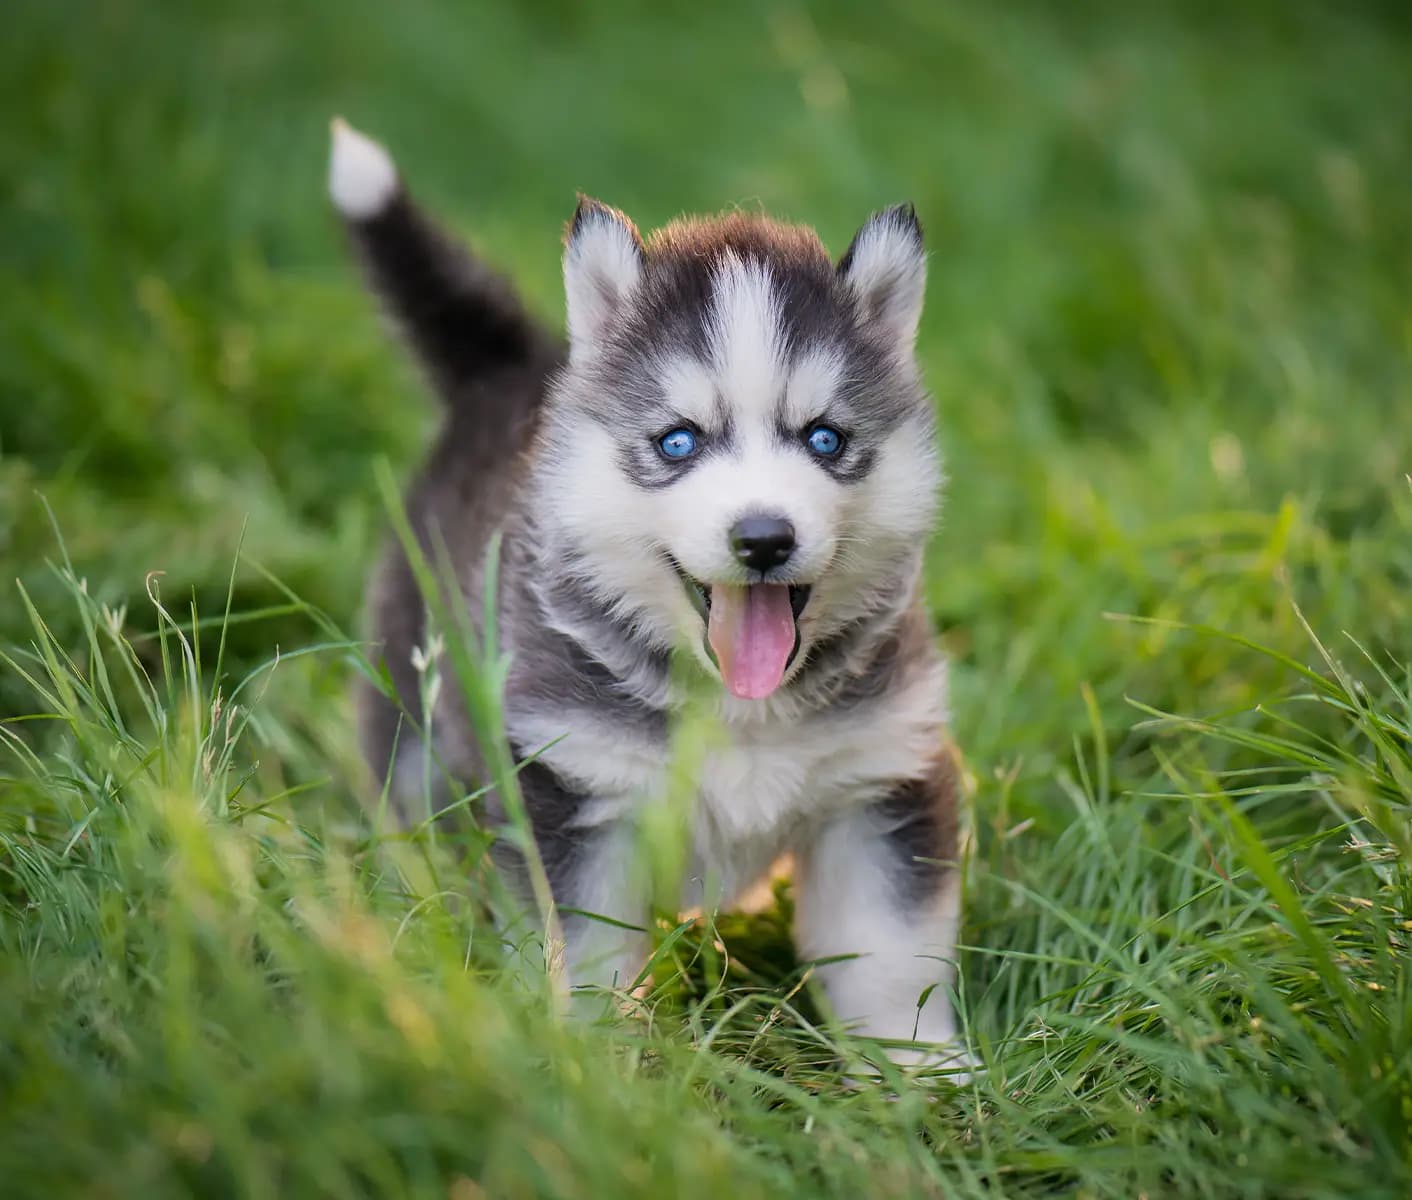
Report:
330,120,964,1064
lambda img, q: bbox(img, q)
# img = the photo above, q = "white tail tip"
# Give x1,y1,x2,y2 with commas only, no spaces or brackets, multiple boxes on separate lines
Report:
329,117,398,219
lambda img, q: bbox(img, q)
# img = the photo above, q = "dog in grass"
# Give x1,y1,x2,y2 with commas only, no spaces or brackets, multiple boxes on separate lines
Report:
330,119,966,1068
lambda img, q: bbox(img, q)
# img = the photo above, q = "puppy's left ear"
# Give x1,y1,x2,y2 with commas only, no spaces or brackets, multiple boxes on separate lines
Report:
837,204,926,352
564,196,644,360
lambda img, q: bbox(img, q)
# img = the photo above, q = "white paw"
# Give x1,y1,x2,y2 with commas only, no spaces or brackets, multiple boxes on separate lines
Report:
876,1037,977,1083
845,999,975,1082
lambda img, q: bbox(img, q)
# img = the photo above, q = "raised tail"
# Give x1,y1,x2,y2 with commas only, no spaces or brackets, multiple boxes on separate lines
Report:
330,119,562,794
328,117,561,407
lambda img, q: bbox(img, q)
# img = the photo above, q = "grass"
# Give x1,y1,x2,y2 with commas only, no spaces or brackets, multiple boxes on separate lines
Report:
3,0,1411,1195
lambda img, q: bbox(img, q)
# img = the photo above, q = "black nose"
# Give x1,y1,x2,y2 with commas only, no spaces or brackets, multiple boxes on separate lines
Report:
730,516,795,573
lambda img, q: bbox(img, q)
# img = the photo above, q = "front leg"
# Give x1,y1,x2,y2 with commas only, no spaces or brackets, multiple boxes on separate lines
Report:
513,759,649,1011
793,748,966,1068
559,819,651,1009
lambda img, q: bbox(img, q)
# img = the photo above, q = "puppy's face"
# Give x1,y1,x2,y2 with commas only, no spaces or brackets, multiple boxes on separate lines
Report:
537,204,940,702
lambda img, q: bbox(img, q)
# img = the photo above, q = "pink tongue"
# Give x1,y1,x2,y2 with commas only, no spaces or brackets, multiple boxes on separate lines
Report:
707,584,796,700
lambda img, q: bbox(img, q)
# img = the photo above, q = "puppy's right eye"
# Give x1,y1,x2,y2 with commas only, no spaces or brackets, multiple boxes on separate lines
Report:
805,424,844,458
657,428,698,460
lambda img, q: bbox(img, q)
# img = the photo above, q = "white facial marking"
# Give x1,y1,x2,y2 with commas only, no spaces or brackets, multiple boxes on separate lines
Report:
328,118,398,220
783,346,847,428
656,354,719,431
656,440,838,584
708,253,784,423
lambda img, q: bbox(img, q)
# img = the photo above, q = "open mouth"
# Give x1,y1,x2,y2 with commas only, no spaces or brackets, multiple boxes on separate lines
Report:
672,561,812,701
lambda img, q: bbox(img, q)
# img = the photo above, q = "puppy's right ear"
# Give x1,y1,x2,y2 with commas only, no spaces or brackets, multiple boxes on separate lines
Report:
563,197,643,360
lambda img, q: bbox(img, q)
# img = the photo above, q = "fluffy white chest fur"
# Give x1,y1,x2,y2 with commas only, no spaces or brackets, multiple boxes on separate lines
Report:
508,653,948,903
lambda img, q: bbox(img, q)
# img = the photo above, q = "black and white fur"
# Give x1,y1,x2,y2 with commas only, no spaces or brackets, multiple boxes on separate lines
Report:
331,120,965,1066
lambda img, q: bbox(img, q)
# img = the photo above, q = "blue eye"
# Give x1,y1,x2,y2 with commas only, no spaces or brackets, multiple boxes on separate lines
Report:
806,425,843,458
658,428,698,460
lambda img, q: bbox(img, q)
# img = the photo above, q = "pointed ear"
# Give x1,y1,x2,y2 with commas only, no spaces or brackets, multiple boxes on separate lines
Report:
837,204,926,352
563,196,644,358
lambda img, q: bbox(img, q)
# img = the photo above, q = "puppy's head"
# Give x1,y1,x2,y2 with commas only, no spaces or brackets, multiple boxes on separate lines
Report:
537,201,940,702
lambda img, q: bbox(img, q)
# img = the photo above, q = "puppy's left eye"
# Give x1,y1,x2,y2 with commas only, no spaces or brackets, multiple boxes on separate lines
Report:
806,425,844,458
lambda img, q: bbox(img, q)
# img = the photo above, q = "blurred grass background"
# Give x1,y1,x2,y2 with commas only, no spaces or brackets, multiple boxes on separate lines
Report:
3,1,1412,1196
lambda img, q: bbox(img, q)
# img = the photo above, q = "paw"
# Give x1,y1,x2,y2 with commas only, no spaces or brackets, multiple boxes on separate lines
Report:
846,1001,975,1083
873,1037,976,1082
